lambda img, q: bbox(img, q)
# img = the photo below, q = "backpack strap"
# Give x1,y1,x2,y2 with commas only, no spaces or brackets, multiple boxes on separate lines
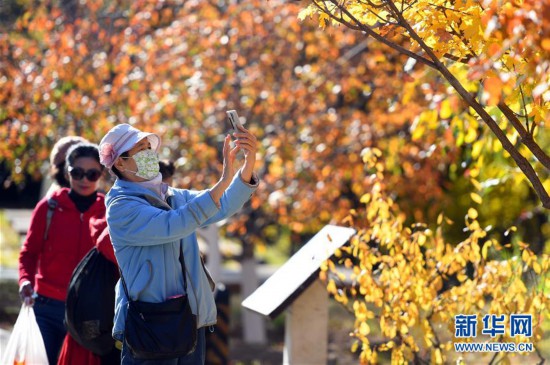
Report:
43,198,58,241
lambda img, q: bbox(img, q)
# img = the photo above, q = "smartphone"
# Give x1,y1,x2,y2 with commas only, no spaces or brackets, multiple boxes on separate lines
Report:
226,110,242,132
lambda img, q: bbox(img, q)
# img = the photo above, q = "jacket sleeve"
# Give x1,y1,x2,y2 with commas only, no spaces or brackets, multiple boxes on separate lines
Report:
107,189,220,246
200,171,259,227
90,217,118,265
107,172,258,247
18,200,48,286
96,227,117,265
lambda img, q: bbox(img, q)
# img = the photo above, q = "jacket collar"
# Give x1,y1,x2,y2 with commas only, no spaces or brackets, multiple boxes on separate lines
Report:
50,187,105,213
108,179,173,211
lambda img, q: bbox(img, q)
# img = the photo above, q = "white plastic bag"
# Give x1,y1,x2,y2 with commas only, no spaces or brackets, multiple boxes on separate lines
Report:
1,304,48,365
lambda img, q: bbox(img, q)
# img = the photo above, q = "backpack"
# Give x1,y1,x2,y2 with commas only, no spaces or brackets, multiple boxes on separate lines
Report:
65,247,119,355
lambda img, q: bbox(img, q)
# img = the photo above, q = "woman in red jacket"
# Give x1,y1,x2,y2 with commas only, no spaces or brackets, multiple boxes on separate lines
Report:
18,142,105,365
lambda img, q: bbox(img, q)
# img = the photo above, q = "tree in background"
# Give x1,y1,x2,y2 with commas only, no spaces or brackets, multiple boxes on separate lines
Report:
300,0,550,208
298,0,550,362
324,150,549,363
1,0,464,239
1,0,549,362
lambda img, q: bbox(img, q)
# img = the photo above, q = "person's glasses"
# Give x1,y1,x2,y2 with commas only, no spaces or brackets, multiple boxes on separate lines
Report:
68,167,102,182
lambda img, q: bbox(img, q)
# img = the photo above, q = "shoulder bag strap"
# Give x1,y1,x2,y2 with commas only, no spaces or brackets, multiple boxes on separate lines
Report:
119,244,187,302
179,243,188,292
119,195,188,300
118,267,131,301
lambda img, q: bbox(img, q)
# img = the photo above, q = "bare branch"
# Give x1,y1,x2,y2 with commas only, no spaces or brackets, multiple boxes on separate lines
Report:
426,2,472,16
534,346,545,365
497,102,550,171
442,52,472,63
488,352,499,365
364,0,387,10
518,84,531,133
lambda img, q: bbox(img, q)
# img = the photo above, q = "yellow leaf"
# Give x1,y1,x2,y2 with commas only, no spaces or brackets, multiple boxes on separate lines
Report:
533,262,541,274
432,348,443,364
318,12,330,28
433,276,443,291
504,226,517,236
439,99,452,119
522,249,531,264
411,123,425,141
470,192,482,204
467,208,478,220
417,234,426,246
359,321,370,336
464,126,477,143
298,7,313,21
471,141,483,159
327,280,337,294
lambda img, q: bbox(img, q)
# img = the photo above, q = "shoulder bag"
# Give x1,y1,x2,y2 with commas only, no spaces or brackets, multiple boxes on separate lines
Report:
120,244,197,360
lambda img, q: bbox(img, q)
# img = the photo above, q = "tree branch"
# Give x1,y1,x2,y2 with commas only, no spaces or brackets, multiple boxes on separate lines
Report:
318,0,438,68
382,0,550,208
534,346,545,365
488,351,499,365
311,0,550,207
497,101,550,171
519,84,531,132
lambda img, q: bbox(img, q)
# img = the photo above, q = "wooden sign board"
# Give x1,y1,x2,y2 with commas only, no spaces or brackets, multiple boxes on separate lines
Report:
241,225,356,319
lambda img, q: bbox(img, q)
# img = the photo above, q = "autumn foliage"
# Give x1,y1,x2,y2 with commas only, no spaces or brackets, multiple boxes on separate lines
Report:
300,0,550,209
323,150,549,363
0,0,459,231
1,0,549,363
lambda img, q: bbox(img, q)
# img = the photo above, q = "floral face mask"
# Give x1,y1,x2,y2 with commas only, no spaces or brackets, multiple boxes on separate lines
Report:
126,149,160,180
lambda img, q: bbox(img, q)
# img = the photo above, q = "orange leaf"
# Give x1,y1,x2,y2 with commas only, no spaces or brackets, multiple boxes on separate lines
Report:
484,76,502,105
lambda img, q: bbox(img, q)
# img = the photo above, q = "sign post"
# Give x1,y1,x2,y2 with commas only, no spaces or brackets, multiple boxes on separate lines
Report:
242,225,356,364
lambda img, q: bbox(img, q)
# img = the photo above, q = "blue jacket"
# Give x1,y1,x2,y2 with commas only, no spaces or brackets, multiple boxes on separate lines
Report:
105,172,258,339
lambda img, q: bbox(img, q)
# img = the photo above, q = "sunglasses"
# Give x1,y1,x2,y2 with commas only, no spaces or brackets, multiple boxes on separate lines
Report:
68,167,102,182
